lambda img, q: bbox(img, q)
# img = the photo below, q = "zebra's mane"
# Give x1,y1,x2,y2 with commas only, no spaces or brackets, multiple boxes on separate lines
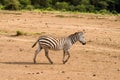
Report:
68,32,84,44
68,32,83,38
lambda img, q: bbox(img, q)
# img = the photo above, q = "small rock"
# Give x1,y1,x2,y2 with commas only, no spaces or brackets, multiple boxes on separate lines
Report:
82,29,85,31
85,50,89,53
32,73,35,74
27,73,31,74
77,72,80,75
7,39,14,42
41,71,43,73
67,77,70,79
24,65,28,68
109,38,112,41
117,69,120,71
93,74,96,77
17,19,20,20
36,72,40,74
61,71,65,73
19,48,24,52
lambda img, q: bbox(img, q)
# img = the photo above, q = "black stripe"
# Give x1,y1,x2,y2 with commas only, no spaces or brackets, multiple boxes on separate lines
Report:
39,40,53,48
70,35,78,44
48,37,58,48
39,38,56,48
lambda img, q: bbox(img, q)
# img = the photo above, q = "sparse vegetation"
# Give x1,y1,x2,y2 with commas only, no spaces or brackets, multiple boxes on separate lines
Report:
16,30,27,36
0,11,22,15
55,14,66,18
15,30,46,36
0,30,8,35
55,14,81,18
0,0,120,14
34,32,46,35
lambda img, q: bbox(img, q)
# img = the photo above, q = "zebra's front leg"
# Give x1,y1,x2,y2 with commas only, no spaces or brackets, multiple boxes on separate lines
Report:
33,47,42,64
44,49,53,64
63,50,70,64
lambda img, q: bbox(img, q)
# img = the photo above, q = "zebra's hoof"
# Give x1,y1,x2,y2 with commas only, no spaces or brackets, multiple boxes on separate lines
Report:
50,62,53,64
34,61,36,64
63,61,67,64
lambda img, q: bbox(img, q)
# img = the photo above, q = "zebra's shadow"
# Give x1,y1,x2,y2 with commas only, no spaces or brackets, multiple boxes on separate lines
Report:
0,62,63,65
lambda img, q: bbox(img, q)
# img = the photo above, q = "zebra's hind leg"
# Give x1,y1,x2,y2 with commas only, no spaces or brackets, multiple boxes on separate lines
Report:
44,49,53,64
33,47,42,64
63,50,70,64
62,50,66,64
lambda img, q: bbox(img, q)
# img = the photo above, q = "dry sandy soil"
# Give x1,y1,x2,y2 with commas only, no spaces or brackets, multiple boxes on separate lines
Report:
0,11,120,80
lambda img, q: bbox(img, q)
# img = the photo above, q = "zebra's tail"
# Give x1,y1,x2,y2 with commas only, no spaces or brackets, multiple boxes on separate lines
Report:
32,40,38,48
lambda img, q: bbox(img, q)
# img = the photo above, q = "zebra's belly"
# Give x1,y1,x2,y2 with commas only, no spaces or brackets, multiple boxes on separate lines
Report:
40,44,63,51
50,46,63,51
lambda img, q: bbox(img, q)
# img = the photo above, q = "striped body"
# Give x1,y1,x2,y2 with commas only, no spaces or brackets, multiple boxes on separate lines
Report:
38,36,72,50
32,32,86,64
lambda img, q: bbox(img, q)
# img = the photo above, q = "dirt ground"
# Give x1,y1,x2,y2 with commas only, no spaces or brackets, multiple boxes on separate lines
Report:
0,11,120,80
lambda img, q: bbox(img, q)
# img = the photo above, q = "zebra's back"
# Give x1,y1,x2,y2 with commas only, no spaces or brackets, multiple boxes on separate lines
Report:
38,35,67,50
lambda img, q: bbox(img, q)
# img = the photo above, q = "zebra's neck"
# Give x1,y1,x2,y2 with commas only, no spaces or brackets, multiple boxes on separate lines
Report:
68,34,79,44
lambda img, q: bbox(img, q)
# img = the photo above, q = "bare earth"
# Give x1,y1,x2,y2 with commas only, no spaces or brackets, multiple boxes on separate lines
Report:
0,11,120,80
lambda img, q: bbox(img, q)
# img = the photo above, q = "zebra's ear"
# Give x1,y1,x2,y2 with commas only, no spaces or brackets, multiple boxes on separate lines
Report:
82,29,86,33
75,32,79,35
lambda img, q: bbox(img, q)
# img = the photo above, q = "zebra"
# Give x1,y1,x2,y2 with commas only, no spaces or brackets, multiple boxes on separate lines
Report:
32,32,86,64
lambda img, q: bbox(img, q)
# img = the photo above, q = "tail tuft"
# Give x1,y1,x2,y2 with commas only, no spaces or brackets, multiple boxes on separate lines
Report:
32,41,38,48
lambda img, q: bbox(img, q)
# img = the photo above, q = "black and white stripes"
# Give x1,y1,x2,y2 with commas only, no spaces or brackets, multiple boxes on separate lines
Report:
32,32,86,64
39,36,58,49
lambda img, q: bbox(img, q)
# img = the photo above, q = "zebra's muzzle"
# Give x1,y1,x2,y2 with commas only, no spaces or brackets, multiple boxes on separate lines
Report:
82,42,86,45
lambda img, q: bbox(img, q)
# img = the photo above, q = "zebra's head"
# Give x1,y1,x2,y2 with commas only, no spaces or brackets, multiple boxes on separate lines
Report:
76,32,86,45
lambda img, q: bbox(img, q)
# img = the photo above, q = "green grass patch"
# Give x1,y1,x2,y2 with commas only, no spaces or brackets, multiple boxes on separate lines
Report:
16,30,27,36
34,32,46,35
15,30,46,36
0,10,22,15
0,30,8,35
55,14,66,18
